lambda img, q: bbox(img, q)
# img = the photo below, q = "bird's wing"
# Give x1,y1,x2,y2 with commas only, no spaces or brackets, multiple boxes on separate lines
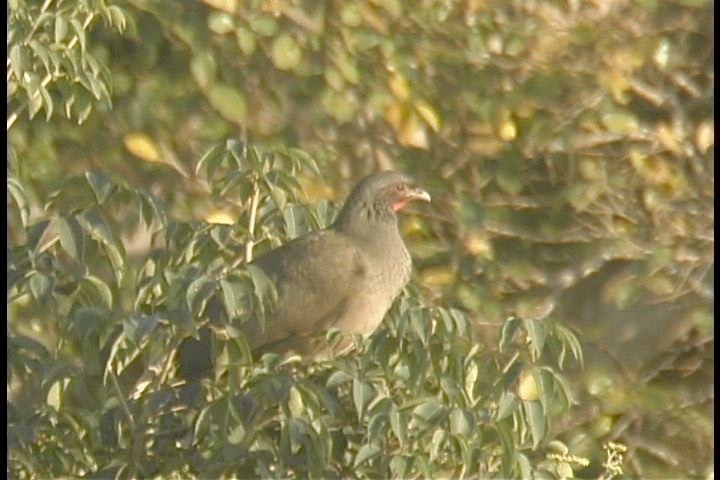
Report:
247,230,367,352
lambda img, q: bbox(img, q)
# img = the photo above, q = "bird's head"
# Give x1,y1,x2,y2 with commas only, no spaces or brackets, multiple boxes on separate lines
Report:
334,171,431,231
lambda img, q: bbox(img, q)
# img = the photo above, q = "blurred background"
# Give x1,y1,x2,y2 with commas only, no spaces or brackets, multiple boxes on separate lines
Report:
8,0,713,477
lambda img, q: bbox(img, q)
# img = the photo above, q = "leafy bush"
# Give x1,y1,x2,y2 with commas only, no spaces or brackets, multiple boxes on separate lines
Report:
8,142,589,478
8,0,712,477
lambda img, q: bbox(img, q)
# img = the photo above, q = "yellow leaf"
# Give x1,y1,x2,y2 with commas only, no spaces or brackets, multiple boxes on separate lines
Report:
590,416,613,437
385,102,404,131
498,118,517,141
468,137,504,156
415,100,441,132
124,133,161,162
464,232,493,259
611,48,645,72
656,122,682,155
644,273,675,296
201,0,238,13
271,34,302,71
399,114,428,149
47,378,69,409
421,265,456,286
205,210,235,225
578,158,603,181
518,370,539,401
695,120,713,154
600,70,630,105
601,111,639,135
467,122,494,136
388,73,410,101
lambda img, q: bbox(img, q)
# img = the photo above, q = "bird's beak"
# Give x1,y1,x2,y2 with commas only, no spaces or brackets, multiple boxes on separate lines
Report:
407,187,431,203
392,185,431,212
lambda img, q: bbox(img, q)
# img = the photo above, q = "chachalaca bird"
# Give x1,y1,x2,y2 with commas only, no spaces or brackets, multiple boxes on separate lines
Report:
178,171,430,378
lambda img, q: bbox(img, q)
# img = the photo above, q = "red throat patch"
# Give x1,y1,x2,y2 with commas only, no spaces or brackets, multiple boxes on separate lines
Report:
392,200,409,211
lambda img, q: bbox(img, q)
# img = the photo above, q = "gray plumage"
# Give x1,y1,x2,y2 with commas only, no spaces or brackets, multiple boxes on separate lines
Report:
246,171,430,357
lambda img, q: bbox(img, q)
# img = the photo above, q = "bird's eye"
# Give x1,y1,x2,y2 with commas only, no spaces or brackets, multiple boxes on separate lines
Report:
396,184,407,191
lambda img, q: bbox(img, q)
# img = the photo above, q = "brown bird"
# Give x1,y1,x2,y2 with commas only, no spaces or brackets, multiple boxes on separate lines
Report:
247,171,430,357
178,171,430,377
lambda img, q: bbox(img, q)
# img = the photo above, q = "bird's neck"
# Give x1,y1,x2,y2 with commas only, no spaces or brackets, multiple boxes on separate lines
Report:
332,202,401,246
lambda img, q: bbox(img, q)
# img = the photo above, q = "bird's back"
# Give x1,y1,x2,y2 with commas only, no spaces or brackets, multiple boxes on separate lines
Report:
246,229,369,354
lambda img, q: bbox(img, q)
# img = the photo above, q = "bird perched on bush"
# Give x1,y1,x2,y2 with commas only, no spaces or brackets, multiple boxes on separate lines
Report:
179,171,430,377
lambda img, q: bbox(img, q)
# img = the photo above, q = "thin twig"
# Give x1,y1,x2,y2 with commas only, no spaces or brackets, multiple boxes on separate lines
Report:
244,179,261,264
109,369,137,430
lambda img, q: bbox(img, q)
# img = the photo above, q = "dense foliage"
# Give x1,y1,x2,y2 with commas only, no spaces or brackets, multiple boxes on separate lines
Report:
7,0,713,478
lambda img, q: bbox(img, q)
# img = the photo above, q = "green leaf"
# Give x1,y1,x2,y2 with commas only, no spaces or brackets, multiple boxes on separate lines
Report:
196,144,224,176
228,335,253,365
390,456,411,478
288,385,304,417
85,171,116,205
389,407,406,446
107,6,128,31
207,84,247,125
534,368,554,416
245,263,277,310
70,18,87,52
409,309,429,345
55,216,84,262
227,423,246,445
353,379,374,419
29,273,53,302
11,333,49,356
9,44,25,80
496,391,517,421
28,39,50,75
282,204,305,239
464,361,479,401
287,148,320,177
554,323,584,368
411,399,445,425
429,428,445,461
82,275,113,309
353,443,381,468
77,212,126,285
55,16,68,43
236,27,256,55
523,400,546,449
220,279,244,320
39,85,53,120
495,421,515,477
517,452,532,480
7,175,30,227
523,318,547,361
207,11,235,35
449,408,474,437
326,370,352,387
191,50,217,90
136,189,167,228
271,34,302,71
186,275,217,317
499,316,521,352
123,313,159,344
